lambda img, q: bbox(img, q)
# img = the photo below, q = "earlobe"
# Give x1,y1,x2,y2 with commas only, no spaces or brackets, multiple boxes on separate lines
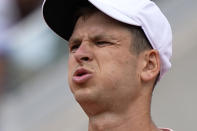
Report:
140,50,160,82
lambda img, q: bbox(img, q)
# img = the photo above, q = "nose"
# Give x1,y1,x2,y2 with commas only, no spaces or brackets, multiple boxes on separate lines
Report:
73,41,93,64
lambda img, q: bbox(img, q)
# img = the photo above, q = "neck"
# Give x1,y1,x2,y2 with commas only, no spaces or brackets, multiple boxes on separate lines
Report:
87,95,160,131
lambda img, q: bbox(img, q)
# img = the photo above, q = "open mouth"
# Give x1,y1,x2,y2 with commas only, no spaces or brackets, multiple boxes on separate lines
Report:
73,68,93,84
74,68,90,76
76,70,88,76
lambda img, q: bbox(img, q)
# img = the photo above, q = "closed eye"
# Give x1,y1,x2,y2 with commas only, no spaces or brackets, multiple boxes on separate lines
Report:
95,41,113,47
69,44,80,53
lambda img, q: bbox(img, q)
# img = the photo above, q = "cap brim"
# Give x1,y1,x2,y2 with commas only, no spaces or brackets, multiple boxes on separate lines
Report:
43,0,140,41
43,0,90,40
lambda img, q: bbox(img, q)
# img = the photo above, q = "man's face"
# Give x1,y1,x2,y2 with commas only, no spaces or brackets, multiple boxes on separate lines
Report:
68,11,141,113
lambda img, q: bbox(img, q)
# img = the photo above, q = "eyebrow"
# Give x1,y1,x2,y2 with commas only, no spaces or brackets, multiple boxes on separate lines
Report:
91,34,116,41
68,33,117,45
68,38,81,46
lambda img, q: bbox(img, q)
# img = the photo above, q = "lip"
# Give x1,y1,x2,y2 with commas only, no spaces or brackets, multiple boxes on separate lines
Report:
72,68,93,84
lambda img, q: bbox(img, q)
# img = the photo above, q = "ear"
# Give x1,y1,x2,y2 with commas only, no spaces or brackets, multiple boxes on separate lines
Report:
140,50,160,82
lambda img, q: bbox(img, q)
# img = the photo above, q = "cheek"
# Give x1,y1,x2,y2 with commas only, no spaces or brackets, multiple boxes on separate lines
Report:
98,51,138,88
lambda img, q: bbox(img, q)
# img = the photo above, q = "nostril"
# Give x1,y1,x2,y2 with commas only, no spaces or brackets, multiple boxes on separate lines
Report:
81,57,89,61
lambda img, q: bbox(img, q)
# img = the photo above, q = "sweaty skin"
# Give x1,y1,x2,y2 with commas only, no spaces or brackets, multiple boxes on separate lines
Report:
68,11,161,131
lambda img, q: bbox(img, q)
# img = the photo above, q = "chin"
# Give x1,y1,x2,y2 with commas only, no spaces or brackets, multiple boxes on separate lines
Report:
73,88,98,103
74,92,106,116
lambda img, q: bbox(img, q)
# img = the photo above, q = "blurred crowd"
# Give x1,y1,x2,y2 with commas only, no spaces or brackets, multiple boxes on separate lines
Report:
0,0,42,96
0,0,66,98
0,0,196,131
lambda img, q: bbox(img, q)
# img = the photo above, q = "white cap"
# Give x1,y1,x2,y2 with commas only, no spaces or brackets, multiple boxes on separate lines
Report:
42,0,172,80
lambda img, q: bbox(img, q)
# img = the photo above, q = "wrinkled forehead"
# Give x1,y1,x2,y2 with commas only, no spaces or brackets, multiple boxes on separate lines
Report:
70,11,133,41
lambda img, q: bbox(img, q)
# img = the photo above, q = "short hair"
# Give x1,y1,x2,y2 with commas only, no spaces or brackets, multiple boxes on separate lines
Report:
125,25,159,87
127,25,152,55
73,4,159,87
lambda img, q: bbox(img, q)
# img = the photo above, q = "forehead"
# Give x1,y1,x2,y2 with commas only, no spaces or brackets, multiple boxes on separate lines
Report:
70,11,131,40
